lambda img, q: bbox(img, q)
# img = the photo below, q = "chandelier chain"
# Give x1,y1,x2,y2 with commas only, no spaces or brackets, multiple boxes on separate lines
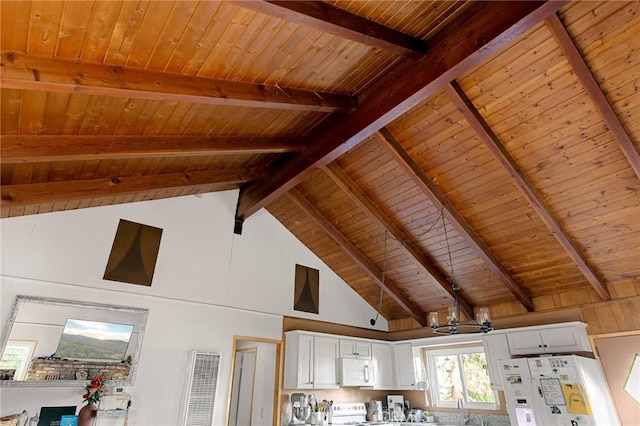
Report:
377,231,387,314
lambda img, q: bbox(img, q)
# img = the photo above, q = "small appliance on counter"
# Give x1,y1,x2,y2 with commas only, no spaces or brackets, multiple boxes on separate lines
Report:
366,400,383,422
386,395,405,422
289,393,311,425
406,408,424,423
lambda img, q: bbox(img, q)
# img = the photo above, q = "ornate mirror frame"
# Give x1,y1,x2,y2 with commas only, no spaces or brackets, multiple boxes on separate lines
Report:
0,295,148,387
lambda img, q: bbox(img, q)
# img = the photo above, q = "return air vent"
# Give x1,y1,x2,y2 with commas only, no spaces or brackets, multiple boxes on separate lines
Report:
181,351,221,426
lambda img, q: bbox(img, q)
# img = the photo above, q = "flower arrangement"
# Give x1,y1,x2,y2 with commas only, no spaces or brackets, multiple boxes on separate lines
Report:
83,375,106,405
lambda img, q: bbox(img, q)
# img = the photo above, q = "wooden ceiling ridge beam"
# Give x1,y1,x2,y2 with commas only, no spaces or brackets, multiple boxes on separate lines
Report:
545,13,640,180
235,1,568,221
323,163,475,319
0,167,265,208
1,135,308,164
232,1,427,56
0,51,356,113
444,80,611,301
286,188,428,326
376,128,535,312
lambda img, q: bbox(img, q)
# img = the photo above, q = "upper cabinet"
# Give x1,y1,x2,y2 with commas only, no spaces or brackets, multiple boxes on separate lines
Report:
313,336,340,389
506,322,591,355
283,331,339,389
371,342,395,389
283,322,590,392
393,342,424,390
339,339,372,360
482,322,591,389
482,333,511,391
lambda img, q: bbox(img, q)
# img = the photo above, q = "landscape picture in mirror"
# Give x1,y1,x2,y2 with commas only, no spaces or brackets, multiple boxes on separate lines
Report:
0,295,148,386
56,319,134,362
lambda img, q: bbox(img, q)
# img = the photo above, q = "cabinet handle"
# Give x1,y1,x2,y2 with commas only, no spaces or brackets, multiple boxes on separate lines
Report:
543,344,547,348
538,345,542,348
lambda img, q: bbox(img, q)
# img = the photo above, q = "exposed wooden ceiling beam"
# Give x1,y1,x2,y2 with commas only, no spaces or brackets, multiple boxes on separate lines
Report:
231,1,427,56
445,80,611,301
0,168,265,208
545,13,640,180
377,128,535,312
287,188,428,326
0,51,356,113
1,135,308,164
235,1,568,221
324,163,475,319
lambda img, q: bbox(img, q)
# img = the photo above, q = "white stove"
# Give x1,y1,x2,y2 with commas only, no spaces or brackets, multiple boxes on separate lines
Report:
330,402,394,426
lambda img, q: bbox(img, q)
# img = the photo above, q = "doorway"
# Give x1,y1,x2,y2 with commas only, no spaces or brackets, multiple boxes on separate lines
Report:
226,336,283,426
229,347,258,426
591,331,640,425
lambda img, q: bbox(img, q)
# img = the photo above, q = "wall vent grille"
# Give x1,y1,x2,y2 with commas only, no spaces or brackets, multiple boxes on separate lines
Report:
182,351,221,426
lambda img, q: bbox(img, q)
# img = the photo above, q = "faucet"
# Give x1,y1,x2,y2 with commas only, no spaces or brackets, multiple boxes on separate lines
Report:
457,398,470,425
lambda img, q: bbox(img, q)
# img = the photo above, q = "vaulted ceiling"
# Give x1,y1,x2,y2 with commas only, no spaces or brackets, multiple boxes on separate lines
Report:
1,1,639,326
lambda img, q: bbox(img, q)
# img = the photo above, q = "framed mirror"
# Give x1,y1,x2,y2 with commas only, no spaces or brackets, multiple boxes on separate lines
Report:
226,335,283,426
0,295,148,387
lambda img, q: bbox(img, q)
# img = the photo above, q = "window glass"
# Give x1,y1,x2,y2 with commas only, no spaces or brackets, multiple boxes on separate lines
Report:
0,340,37,380
462,352,495,403
427,345,497,409
434,355,463,402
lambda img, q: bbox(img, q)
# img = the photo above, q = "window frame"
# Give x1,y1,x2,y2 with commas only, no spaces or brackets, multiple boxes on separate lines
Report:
0,339,37,380
426,344,499,410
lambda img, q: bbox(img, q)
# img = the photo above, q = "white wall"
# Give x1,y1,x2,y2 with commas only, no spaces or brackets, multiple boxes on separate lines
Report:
0,190,386,424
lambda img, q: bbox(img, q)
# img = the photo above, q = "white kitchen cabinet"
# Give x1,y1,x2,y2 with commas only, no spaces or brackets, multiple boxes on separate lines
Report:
339,339,372,359
314,335,340,388
371,342,395,389
393,342,420,389
284,331,339,389
506,322,591,355
482,332,511,390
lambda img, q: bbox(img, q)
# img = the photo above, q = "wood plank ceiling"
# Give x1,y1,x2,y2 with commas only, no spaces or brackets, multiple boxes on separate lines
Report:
1,1,639,326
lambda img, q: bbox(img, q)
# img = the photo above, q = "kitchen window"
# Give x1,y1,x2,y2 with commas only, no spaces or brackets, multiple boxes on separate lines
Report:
425,345,498,410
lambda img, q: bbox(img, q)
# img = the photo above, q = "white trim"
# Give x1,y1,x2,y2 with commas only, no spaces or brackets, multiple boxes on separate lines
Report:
426,344,499,410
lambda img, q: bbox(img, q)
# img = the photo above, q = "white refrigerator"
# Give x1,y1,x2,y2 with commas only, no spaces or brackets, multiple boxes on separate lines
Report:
500,355,619,426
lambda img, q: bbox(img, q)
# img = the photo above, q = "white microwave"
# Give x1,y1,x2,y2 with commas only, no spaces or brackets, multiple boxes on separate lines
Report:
340,358,375,387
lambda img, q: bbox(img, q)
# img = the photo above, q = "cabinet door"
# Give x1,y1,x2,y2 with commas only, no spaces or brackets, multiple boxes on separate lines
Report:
482,333,511,390
542,326,591,353
339,340,372,359
507,330,545,355
355,341,372,359
314,336,339,389
339,340,357,358
371,343,394,389
394,343,416,389
297,334,314,389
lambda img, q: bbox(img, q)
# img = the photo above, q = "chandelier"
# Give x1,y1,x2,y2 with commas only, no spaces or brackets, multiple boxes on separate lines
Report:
429,211,493,335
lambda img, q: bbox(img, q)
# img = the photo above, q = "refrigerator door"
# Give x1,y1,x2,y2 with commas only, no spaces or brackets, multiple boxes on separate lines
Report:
527,355,619,426
499,358,541,426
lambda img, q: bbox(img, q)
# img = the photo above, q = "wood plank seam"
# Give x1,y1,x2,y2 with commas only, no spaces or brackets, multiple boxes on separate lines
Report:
324,163,475,319
376,127,535,312
444,80,611,302
286,187,427,326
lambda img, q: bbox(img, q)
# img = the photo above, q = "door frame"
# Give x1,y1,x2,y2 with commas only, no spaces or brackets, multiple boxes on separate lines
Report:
226,335,283,426
589,330,640,426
